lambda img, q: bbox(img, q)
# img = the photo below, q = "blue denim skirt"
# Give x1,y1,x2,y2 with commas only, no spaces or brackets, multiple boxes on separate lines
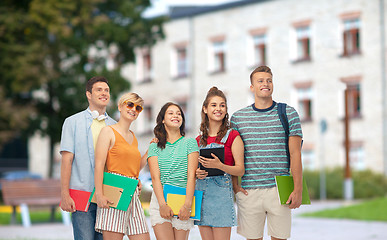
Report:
194,174,236,227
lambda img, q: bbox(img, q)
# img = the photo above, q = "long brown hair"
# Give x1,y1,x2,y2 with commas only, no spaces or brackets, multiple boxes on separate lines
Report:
154,102,186,149
199,87,230,147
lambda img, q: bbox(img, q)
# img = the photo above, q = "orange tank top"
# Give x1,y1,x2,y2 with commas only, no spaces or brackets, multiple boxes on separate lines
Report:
105,127,141,178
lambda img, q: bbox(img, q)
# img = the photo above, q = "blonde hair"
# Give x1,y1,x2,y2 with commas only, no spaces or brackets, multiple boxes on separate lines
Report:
117,92,144,107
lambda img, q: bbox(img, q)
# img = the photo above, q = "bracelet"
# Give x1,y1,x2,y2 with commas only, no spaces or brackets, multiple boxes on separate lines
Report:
183,205,192,212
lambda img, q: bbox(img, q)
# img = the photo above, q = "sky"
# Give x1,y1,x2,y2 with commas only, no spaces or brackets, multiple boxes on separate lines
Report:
144,0,241,17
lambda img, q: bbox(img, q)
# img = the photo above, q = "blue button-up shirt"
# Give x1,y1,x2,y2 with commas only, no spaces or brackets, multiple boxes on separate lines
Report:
60,108,116,192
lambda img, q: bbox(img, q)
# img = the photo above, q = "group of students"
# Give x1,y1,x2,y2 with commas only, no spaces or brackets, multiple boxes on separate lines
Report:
60,65,304,240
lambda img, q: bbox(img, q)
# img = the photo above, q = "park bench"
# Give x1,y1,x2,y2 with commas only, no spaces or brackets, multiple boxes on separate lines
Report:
1,179,70,227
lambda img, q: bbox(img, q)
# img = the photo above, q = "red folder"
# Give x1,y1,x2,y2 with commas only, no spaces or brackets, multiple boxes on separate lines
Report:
68,189,92,212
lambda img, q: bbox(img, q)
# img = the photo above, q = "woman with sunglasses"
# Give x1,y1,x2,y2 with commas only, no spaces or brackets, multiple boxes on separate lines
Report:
94,92,150,240
195,87,245,240
147,102,199,240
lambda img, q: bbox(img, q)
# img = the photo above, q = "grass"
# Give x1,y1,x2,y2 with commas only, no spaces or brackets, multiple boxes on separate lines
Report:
0,207,62,225
302,197,387,222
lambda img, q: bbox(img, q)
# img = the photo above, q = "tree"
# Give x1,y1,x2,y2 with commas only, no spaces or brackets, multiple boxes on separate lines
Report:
0,0,165,176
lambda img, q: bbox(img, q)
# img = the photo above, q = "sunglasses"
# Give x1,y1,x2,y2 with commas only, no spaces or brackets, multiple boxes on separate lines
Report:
124,101,143,113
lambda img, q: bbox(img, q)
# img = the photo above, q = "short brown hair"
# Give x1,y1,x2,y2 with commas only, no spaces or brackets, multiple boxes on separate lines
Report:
249,66,273,83
86,76,109,93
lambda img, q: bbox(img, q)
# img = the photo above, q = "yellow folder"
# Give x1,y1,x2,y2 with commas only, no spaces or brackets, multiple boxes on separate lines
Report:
166,194,195,217
163,184,203,220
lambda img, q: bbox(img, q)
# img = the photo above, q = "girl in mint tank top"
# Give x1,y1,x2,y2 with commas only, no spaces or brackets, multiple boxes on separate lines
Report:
195,87,245,240
147,102,199,240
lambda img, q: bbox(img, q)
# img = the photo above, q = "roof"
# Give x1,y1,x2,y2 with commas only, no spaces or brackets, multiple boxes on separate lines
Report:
169,0,270,19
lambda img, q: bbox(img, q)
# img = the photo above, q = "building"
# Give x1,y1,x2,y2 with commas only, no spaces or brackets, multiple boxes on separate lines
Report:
123,0,387,173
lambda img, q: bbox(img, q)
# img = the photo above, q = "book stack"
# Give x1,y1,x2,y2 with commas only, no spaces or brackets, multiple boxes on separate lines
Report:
68,172,138,212
163,184,203,220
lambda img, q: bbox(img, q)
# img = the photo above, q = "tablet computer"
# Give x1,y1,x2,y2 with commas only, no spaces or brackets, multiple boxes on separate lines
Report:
199,147,225,177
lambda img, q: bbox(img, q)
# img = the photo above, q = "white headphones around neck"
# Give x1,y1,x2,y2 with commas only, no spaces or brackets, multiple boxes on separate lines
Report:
90,110,107,121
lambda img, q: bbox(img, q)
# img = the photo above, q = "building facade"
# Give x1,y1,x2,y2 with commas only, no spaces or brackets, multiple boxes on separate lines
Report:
123,0,387,173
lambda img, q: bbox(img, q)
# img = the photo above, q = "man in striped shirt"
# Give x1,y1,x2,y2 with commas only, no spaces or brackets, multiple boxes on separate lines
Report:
231,66,303,240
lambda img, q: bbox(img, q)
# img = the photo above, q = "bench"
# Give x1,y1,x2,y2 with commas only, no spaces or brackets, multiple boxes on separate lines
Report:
1,179,70,227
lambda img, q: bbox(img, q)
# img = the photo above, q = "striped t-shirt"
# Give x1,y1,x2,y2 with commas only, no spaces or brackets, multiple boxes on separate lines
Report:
148,136,199,188
230,101,303,189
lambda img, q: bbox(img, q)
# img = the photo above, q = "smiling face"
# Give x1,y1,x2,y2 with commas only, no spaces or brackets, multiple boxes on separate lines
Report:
203,96,227,123
118,101,141,121
86,81,110,111
117,93,144,122
163,105,183,130
250,71,273,100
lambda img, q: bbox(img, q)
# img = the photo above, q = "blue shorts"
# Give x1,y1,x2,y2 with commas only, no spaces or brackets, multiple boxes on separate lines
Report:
194,174,236,227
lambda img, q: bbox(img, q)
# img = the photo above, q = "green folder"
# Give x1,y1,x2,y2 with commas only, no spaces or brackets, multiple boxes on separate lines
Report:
89,172,139,211
275,175,311,205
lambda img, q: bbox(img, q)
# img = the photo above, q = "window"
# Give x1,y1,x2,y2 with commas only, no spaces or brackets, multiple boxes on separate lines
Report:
136,49,153,83
290,20,311,63
302,149,316,170
247,28,267,67
253,34,266,66
295,82,313,122
178,101,187,115
208,36,226,74
346,83,361,118
175,47,188,78
213,41,225,73
137,105,153,135
143,105,153,133
175,98,190,130
342,18,360,56
340,75,361,118
350,143,365,170
171,42,189,79
142,52,152,83
295,26,311,61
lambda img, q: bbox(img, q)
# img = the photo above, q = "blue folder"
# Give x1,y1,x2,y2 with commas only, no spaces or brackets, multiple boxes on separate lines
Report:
163,184,203,221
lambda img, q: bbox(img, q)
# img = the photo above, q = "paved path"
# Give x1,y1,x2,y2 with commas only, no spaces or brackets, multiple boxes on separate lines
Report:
0,200,386,240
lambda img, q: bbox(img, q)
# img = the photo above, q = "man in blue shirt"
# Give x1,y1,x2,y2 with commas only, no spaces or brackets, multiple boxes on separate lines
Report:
60,76,116,240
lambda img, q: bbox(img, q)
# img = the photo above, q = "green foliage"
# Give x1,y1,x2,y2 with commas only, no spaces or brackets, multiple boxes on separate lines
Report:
302,197,387,222
352,170,387,198
304,168,387,200
302,170,319,199
0,0,165,175
0,1,45,146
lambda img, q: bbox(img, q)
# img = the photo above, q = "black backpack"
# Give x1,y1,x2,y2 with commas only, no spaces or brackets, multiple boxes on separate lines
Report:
277,103,303,164
277,103,290,163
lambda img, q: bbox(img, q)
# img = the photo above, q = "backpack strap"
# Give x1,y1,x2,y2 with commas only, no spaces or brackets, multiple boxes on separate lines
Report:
220,129,232,144
277,103,290,164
